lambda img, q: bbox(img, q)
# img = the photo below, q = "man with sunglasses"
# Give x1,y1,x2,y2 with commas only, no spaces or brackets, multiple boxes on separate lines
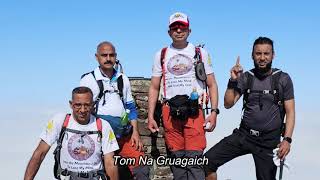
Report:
80,41,150,180
148,12,219,180
24,87,119,180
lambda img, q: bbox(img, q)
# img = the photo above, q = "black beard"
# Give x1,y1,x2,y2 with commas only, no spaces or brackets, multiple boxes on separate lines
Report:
253,61,272,79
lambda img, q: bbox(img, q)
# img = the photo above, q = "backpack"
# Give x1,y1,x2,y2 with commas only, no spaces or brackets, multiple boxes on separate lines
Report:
53,114,103,179
242,68,286,124
81,71,125,115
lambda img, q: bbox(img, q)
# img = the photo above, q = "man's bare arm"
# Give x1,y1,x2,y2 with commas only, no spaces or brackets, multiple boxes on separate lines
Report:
104,152,118,180
224,88,241,109
203,73,219,132
224,56,243,109
24,140,50,180
147,76,161,133
277,99,295,159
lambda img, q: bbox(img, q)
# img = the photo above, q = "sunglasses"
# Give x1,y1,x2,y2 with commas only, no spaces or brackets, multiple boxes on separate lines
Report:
169,24,189,31
99,53,116,58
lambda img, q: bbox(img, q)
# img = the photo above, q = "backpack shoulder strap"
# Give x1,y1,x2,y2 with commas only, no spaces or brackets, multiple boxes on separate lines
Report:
246,69,255,90
86,71,103,114
53,113,70,179
92,72,104,102
243,70,255,109
271,68,285,113
194,47,202,62
160,47,167,66
56,114,71,147
96,118,103,139
271,68,283,103
62,114,71,128
96,79,104,99
117,74,125,106
117,74,124,99
81,71,91,79
160,47,168,98
271,69,282,92
271,68,286,134
81,71,104,101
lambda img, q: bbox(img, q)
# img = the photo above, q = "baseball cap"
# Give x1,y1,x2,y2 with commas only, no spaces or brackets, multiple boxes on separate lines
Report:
169,12,189,27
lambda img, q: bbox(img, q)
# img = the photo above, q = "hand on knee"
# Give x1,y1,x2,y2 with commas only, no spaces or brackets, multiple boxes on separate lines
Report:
206,171,217,180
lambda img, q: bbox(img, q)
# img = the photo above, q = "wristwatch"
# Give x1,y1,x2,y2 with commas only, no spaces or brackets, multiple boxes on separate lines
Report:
211,108,220,115
227,78,238,89
283,137,292,144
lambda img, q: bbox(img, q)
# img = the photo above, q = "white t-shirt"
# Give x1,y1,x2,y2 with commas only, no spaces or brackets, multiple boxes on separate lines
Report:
40,113,119,172
152,43,214,99
80,67,134,117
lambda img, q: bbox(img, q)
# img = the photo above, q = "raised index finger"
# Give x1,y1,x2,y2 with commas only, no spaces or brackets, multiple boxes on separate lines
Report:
236,56,240,66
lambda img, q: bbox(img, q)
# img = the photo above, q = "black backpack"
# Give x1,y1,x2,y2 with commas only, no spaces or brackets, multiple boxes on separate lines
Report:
81,71,125,115
242,68,286,122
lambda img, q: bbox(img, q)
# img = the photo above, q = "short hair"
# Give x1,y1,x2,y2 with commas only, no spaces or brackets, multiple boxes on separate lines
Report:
96,41,116,53
72,86,93,100
252,37,274,54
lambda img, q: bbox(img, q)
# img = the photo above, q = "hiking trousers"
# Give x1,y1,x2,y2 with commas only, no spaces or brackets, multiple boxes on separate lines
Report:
162,104,206,180
204,128,281,180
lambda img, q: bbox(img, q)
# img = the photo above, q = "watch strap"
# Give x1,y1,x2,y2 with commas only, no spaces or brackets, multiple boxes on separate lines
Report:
283,137,292,144
211,108,220,115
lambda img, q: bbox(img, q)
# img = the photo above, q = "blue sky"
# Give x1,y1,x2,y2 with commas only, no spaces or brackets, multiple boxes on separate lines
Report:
0,0,319,179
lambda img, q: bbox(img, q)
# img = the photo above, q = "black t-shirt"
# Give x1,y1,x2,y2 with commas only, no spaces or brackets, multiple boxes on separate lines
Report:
236,69,294,131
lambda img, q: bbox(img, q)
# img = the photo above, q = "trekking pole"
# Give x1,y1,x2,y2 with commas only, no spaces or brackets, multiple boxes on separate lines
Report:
202,88,207,118
205,85,209,114
279,159,284,180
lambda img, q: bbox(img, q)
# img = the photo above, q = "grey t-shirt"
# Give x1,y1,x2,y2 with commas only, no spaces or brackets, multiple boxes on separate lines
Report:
236,69,294,131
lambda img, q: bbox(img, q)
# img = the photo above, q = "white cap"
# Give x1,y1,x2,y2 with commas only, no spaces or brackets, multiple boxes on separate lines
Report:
169,12,189,27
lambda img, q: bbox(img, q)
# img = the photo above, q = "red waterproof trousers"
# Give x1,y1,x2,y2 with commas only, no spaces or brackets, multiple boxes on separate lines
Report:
162,104,206,151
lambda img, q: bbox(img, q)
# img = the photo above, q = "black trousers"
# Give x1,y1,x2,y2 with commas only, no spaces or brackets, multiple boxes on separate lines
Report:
204,128,281,180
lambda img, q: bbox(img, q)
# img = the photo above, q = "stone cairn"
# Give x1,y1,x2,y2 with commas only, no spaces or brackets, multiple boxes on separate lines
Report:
129,77,173,180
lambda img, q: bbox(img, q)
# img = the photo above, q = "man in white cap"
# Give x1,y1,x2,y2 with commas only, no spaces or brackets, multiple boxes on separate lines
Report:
148,12,219,180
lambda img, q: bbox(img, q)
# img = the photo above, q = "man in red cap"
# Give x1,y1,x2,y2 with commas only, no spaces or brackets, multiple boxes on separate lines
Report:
148,12,219,180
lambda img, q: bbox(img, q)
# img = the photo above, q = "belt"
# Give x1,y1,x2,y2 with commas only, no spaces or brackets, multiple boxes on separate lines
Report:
62,170,102,178
239,122,281,137
240,126,262,137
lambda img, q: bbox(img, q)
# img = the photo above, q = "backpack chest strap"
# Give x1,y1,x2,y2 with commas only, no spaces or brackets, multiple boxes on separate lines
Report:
246,89,278,95
103,89,120,94
64,128,100,135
